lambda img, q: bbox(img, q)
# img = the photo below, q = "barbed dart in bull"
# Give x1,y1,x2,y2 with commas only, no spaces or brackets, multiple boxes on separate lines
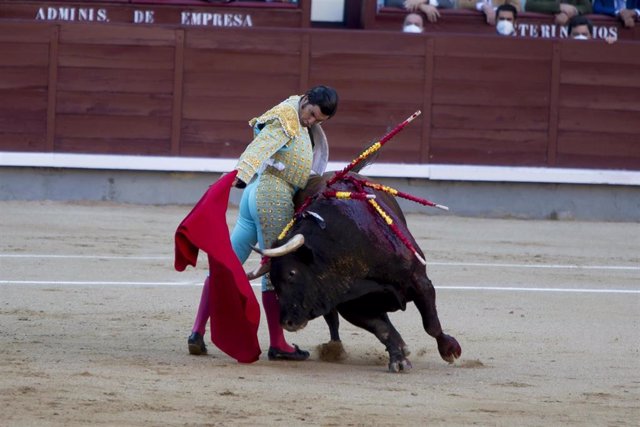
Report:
327,110,422,187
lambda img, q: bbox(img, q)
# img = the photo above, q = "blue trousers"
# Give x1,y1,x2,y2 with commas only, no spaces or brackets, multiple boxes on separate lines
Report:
230,175,295,291
230,179,260,265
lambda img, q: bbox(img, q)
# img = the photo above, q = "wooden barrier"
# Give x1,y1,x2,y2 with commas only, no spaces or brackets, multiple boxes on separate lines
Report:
0,20,638,170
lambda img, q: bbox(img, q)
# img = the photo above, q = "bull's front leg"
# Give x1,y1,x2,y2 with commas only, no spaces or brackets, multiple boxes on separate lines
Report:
413,275,462,364
338,302,411,373
318,309,347,362
323,309,341,342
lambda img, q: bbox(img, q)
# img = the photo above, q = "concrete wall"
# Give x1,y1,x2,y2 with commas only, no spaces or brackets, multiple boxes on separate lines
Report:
2,167,638,222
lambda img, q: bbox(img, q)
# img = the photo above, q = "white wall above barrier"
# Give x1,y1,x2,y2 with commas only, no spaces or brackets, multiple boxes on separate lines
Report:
1,152,639,186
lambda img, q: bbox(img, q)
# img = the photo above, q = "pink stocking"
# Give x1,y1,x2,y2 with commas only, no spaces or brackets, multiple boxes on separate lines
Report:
192,277,210,335
262,290,294,352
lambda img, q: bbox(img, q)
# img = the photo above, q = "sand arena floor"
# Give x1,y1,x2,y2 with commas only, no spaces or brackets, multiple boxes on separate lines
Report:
1,200,638,426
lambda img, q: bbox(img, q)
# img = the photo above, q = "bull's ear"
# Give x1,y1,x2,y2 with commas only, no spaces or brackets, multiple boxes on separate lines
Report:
296,244,314,265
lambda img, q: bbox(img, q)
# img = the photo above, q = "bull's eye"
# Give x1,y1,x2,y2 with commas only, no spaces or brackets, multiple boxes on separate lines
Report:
288,269,296,279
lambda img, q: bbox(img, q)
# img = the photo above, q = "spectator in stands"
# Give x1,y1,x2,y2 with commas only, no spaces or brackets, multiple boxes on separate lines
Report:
457,0,521,26
567,14,618,42
187,86,339,361
525,0,592,26
495,3,519,34
593,0,640,28
403,12,425,32
386,0,455,24
567,14,593,38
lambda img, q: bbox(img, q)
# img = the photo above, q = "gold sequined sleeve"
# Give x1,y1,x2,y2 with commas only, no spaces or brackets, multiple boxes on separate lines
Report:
235,120,290,184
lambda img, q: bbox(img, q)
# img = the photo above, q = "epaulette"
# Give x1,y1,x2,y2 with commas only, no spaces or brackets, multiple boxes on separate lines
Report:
249,101,300,139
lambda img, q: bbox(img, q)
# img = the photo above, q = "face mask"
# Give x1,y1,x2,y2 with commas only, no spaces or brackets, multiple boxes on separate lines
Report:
496,20,514,36
403,24,423,34
572,34,589,40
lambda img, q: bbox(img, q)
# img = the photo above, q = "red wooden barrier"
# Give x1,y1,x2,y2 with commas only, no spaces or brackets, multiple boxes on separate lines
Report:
0,16,638,170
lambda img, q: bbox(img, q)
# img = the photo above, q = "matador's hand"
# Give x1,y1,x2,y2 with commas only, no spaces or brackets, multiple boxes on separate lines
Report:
232,178,247,189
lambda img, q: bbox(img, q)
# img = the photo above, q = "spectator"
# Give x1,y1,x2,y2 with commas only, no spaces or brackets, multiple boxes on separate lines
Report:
567,14,593,38
593,0,640,28
403,12,425,32
495,3,519,34
567,14,618,42
525,0,592,26
458,0,521,26
386,0,455,24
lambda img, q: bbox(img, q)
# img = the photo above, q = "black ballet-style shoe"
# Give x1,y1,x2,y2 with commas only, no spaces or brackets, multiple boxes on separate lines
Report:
267,344,310,361
187,332,207,355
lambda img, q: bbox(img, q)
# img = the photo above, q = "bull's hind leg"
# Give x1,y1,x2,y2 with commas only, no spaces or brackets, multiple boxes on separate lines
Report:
413,275,461,363
338,302,411,373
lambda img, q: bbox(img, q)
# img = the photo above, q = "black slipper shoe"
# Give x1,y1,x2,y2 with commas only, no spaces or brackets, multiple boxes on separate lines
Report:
188,332,207,355
267,344,310,361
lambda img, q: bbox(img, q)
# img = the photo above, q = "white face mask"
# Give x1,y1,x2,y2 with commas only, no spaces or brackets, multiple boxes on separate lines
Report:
496,20,514,36
572,34,589,40
403,24,423,34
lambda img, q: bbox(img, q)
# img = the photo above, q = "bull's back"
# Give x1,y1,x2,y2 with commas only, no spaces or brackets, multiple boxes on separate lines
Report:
295,172,405,224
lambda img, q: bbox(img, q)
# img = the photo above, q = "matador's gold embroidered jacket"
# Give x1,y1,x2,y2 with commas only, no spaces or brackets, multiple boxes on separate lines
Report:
235,95,328,188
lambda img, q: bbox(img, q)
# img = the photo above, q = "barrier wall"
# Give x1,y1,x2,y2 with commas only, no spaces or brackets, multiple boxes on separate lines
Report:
0,10,638,170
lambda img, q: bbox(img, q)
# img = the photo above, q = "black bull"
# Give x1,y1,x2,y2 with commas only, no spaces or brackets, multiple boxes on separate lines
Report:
265,172,461,372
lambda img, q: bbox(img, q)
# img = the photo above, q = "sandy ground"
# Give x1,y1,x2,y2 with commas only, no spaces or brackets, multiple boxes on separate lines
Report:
1,200,639,426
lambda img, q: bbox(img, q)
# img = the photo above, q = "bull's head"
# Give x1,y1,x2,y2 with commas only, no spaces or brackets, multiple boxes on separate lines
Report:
250,233,336,332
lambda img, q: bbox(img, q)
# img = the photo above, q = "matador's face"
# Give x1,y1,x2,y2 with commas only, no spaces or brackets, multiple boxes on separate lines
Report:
298,96,330,128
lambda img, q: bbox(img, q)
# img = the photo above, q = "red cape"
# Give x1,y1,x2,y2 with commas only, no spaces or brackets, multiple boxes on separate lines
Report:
174,170,261,363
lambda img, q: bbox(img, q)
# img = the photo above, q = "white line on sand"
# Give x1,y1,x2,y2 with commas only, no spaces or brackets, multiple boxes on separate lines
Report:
0,254,167,260
430,262,640,271
1,254,638,271
1,280,638,294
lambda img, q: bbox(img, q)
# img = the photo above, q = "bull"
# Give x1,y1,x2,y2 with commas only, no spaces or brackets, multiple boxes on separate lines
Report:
253,172,461,372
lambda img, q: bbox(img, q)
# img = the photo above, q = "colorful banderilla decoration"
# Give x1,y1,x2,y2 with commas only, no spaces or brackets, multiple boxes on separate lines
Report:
327,110,422,187
277,110,447,266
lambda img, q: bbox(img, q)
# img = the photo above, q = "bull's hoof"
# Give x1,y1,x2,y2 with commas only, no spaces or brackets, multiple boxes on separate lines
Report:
402,344,411,357
437,333,461,364
388,358,412,373
187,332,207,356
317,340,346,362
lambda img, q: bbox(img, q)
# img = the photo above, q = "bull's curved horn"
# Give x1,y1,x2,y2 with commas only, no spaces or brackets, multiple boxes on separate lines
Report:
247,260,270,280
251,234,305,258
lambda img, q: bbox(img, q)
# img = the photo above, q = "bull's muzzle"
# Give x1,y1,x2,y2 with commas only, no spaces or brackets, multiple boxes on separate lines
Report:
283,318,308,332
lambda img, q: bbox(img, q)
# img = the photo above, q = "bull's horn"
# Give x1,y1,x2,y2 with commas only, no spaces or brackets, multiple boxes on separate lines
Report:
252,234,305,257
247,261,270,280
